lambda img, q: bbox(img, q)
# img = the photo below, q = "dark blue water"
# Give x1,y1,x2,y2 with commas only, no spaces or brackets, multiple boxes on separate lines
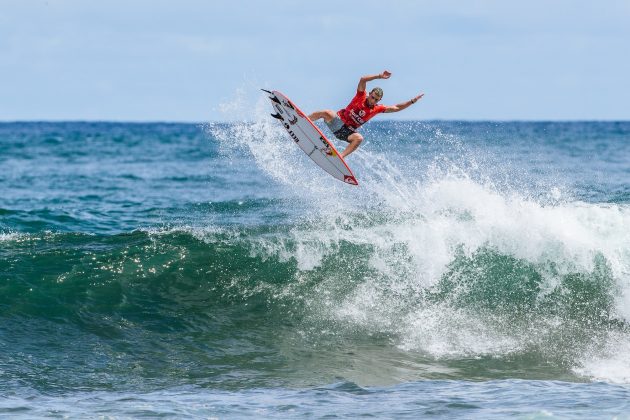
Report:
2,119,630,418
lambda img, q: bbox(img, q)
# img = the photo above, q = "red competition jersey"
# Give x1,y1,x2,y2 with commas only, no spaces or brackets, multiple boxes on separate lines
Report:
337,90,386,129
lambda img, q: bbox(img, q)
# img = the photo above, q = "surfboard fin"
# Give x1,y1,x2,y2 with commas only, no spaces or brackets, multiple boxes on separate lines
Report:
262,89,283,106
270,113,284,121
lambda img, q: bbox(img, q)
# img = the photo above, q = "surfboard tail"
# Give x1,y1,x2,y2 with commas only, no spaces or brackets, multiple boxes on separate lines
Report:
261,89,281,104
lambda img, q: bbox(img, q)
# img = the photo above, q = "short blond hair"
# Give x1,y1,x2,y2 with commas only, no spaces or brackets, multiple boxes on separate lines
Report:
370,87,383,99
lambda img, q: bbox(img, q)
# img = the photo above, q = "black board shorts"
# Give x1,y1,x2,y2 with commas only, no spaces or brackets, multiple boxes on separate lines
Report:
325,116,356,142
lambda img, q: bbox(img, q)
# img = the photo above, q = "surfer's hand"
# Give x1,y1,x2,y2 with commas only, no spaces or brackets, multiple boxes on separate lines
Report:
381,71,391,79
410,93,424,104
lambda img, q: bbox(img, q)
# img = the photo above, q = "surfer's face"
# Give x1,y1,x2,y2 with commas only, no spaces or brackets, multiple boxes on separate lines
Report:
366,92,381,108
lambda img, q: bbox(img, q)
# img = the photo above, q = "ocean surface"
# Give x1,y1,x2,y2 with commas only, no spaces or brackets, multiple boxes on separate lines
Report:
2,115,630,418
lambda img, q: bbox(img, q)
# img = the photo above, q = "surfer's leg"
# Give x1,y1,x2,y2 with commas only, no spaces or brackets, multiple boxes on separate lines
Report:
308,110,335,122
341,132,363,158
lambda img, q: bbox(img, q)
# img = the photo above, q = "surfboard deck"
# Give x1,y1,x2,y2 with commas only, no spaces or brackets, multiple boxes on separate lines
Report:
263,89,358,186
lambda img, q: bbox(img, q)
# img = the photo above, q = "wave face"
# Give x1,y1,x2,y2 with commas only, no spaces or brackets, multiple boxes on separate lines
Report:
2,119,630,399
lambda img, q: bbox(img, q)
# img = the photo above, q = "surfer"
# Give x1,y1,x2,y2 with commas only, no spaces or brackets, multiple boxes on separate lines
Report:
308,71,424,158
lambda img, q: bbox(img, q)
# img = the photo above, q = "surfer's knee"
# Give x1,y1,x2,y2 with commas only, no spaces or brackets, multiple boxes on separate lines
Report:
308,110,335,122
341,133,364,158
349,133,363,144
322,110,336,122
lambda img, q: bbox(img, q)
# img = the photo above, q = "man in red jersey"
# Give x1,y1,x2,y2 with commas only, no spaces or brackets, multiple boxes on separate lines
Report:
309,70,424,158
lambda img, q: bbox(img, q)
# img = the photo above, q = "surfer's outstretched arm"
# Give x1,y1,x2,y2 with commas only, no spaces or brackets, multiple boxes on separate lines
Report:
358,70,391,92
384,93,425,113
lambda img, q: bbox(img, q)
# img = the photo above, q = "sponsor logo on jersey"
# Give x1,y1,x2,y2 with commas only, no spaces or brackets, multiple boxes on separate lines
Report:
350,109,366,125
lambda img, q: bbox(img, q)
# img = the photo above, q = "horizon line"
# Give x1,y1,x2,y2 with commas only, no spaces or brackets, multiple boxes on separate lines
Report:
1,118,629,124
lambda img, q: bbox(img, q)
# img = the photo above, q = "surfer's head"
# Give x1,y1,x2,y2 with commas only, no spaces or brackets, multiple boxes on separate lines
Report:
367,88,383,107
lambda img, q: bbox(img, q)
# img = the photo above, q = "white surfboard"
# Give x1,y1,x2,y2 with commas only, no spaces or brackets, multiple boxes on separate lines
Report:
263,90,358,186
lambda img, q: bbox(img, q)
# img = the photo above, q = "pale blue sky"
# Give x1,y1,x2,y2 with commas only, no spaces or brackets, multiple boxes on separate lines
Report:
1,0,629,121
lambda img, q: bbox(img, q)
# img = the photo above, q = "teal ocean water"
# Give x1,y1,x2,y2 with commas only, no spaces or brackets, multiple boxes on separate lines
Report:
2,117,630,418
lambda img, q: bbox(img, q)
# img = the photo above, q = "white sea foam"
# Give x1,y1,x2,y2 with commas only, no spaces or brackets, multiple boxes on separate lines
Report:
304,175,630,355
575,332,630,383
293,148,630,377
0,232,22,242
